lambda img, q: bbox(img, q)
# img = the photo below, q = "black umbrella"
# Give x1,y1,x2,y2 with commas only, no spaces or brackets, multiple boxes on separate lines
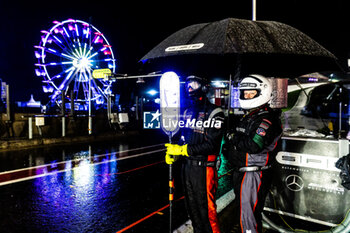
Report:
142,18,341,232
141,18,341,78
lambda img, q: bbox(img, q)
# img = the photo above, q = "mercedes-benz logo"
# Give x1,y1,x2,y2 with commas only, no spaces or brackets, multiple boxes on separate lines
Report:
285,174,304,192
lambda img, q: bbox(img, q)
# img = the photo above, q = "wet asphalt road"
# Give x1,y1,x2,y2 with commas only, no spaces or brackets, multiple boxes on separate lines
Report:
0,133,232,233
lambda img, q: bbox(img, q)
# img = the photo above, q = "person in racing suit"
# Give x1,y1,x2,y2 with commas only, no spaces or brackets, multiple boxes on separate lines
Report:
165,75,225,233
228,74,282,233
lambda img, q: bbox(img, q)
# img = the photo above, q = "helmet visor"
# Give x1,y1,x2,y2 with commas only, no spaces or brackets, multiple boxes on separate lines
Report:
239,89,260,100
185,80,201,93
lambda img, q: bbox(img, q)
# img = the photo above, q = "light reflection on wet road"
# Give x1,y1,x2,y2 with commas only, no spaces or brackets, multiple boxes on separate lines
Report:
0,144,165,186
0,135,232,233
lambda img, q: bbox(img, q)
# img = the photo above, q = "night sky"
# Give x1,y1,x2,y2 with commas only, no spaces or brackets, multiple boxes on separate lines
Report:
0,0,349,102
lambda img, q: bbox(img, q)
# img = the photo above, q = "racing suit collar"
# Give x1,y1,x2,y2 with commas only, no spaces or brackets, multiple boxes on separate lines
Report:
244,104,269,117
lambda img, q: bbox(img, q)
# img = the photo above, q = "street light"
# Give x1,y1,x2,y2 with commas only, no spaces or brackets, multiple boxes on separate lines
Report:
147,89,158,96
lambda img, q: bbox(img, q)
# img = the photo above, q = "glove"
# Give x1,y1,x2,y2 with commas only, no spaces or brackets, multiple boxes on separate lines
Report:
165,144,189,157
165,153,180,165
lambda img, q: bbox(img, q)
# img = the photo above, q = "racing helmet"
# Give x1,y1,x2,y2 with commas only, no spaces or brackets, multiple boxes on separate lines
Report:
185,75,208,98
238,74,272,109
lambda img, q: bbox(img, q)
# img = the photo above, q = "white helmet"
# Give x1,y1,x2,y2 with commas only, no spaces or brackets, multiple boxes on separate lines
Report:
238,74,272,109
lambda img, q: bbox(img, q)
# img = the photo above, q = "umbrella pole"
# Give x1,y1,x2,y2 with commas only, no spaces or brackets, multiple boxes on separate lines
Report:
227,74,232,128
168,134,173,233
252,0,257,21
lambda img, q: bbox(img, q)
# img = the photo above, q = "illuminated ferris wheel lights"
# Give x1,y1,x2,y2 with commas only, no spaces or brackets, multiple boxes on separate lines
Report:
53,36,63,44
43,85,54,93
73,57,92,72
64,68,74,80
87,52,98,60
84,28,90,38
68,25,75,31
41,36,52,44
47,48,57,53
94,36,101,44
35,69,46,76
35,19,115,105
63,27,70,38
34,51,41,58
71,49,79,58
83,43,87,56
75,24,79,36
80,57,90,68
49,75,61,81
61,53,75,60
65,66,75,73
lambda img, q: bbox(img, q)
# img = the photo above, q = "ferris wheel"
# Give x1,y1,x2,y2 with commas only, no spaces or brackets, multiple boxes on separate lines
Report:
34,19,116,108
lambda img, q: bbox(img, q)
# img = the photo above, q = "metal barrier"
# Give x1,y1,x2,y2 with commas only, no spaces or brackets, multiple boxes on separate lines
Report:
23,114,94,139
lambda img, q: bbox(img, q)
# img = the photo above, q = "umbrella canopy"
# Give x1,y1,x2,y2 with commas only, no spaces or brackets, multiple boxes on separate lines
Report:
141,18,341,78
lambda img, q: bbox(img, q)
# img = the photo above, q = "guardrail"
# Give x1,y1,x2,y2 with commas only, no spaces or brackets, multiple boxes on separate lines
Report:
21,114,95,139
